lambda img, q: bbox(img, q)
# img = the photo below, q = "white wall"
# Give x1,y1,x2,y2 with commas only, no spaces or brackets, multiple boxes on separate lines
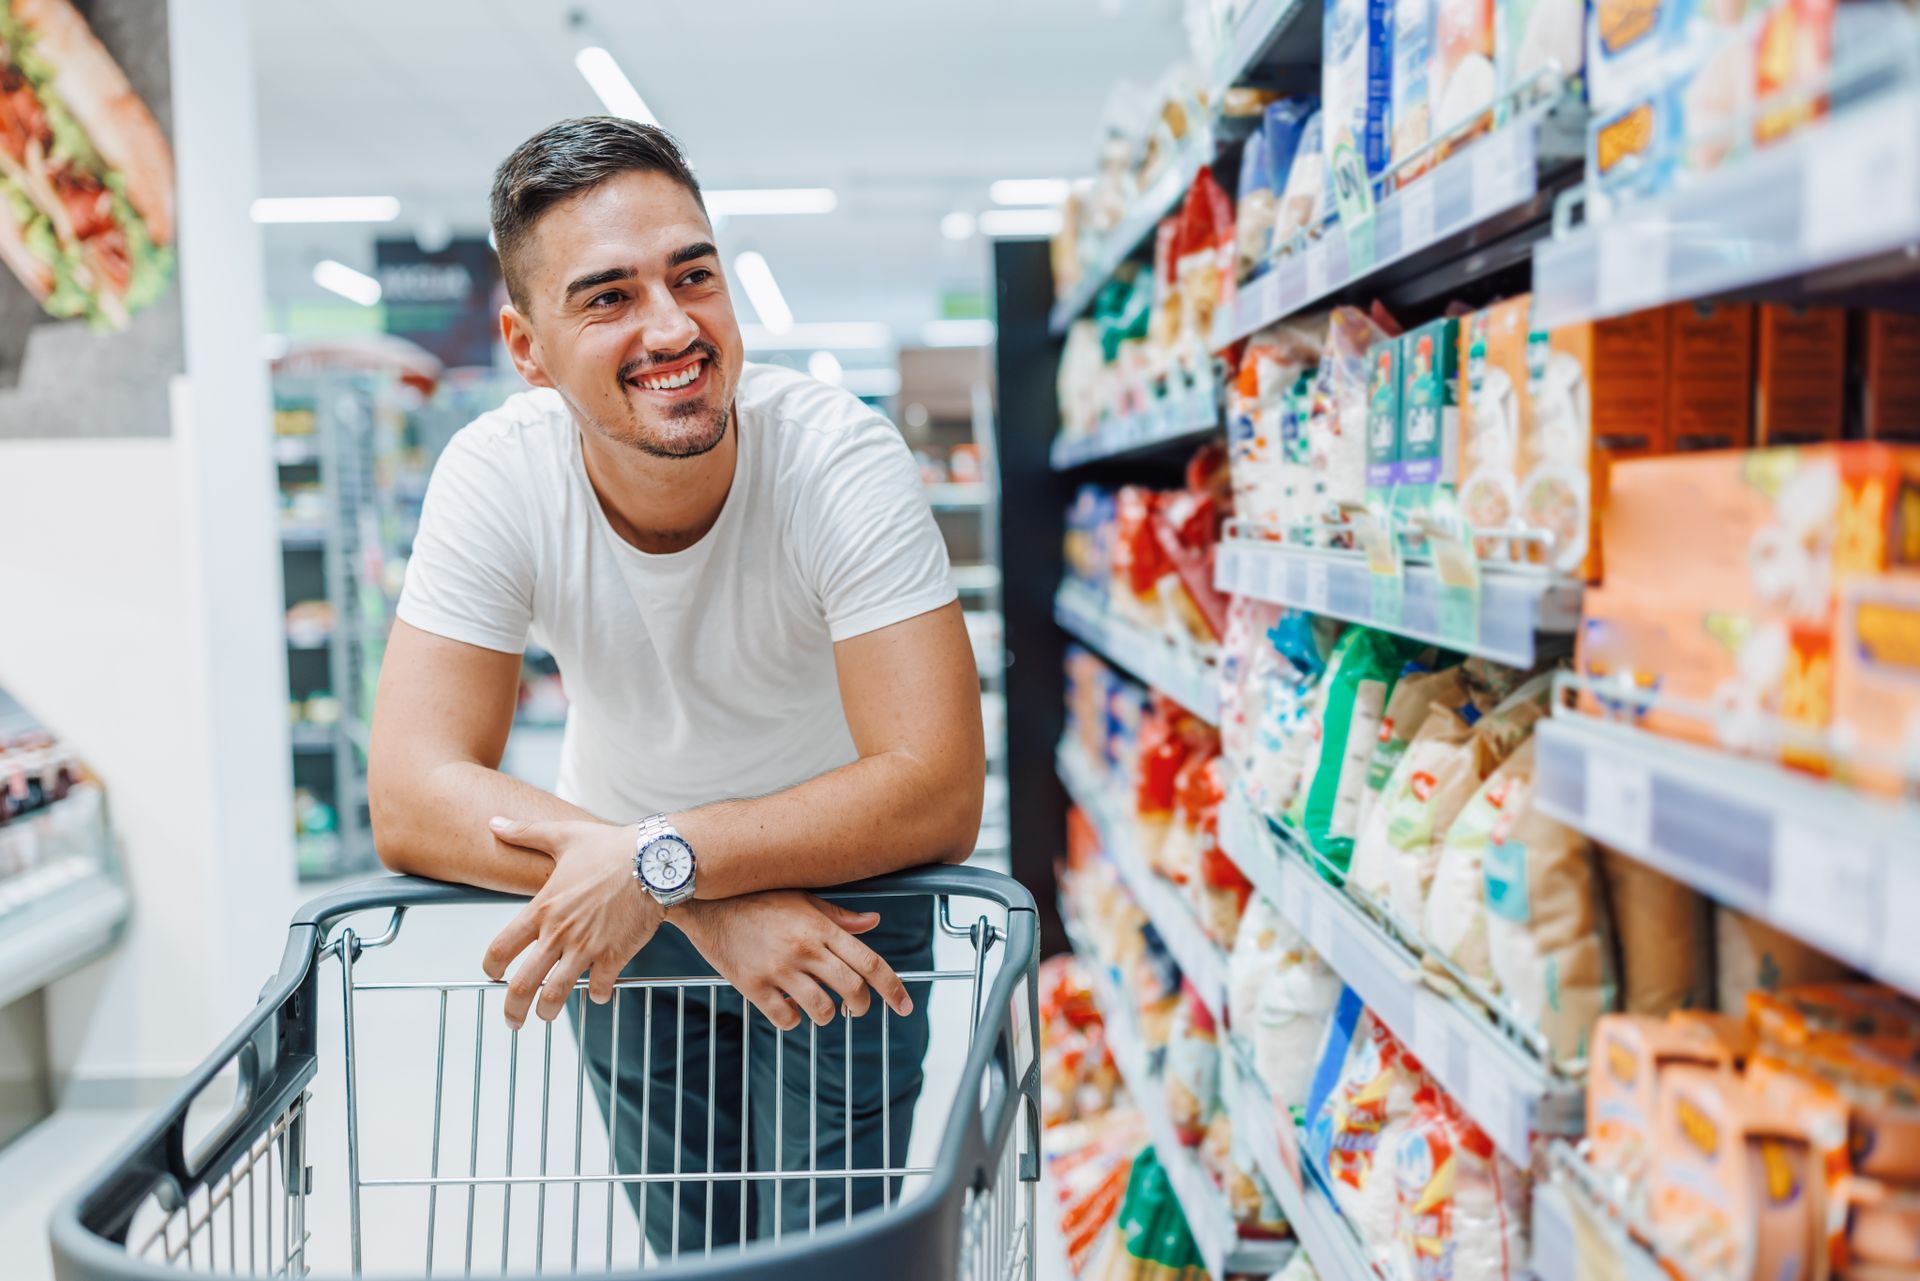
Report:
0,0,296,1097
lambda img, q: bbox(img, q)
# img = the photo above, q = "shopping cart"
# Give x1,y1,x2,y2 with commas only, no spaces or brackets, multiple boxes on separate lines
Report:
51,866,1039,1281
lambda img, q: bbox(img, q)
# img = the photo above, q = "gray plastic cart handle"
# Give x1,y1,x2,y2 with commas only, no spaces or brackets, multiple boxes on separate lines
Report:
51,865,1041,1281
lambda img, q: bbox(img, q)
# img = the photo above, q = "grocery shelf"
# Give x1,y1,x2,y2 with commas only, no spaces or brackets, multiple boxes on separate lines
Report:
280,527,328,550
1058,740,1231,1026
951,563,1003,593
1055,579,1221,724
290,723,337,751
1214,536,1581,668
1534,708,1920,997
925,482,990,510
1219,786,1583,1166
1220,96,1576,346
1533,81,1920,327
1050,377,1220,470
1063,905,1297,1281
1205,0,1320,96
0,865,130,1009
1219,1049,1380,1281
1529,1144,1666,1281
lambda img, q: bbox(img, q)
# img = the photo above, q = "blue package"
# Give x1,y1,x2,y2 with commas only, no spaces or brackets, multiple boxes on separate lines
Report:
1304,985,1368,1172
1324,0,1396,181
1264,96,1320,193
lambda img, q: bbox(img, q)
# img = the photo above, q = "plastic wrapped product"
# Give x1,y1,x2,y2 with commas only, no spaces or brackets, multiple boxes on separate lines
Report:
1297,627,1427,878
1229,895,1306,1044
1251,944,1345,1108
1482,784,1617,1067
1319,1011,1429,1267
1424,736,1540,986
1219,596,1284,778
1349,663,1473,902
1165,983,1221,1146
1275,110,1328,255
1392,1082,1532,1281
1082,1146,1210,1280
1202,1111,1294,1239
1227,321,1324,533
1235,117,1280,284
1193,767,1254,949
1392,0,1437,185
1586,1014,1735,1205
1599,849,1715,1016
1324,0,1396,188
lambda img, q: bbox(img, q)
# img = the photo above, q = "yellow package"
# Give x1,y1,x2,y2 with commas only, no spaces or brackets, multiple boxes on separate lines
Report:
1747,1056,1850,1281
1588,1014,1737,1204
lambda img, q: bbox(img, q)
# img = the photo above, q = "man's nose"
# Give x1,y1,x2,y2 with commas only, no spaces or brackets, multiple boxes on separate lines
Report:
638,286,700,355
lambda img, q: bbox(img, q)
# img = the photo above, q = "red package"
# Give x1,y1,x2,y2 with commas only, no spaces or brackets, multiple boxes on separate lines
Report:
1152,490,1230,642
1133,703,1189,821
1113,486,1169,598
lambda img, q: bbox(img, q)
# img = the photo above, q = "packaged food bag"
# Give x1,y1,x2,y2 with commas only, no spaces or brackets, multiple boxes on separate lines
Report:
1322,1012,1429,1266
1202,1112,1293,1239
1276,110,1328,252
1297,627,1426,877
1714,906,1853,1013
1483,788,1617,1066
1165,983,1221,1145
1082,1145,1209,1280
1424,737,1540,986
1251,946,1345,1108
1599,850,1715,1015
1228,895,1305,1045
1349,663,1474,902
1392,1082,1533,1281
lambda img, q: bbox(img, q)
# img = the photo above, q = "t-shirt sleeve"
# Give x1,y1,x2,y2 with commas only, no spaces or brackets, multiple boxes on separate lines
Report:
800,415,958,643
395,429,536,654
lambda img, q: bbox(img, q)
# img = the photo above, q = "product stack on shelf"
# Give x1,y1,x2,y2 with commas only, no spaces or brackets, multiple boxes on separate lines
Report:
1022,0,1920,1277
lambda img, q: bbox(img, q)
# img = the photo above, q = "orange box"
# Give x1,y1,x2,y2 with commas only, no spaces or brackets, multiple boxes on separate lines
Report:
1651,1067,1819,1281
1756,305,1847,446
1833,575,1920,796
1747,1057,1850,1281
1589,1014,1737,1203
1669,301,1754,451
1862,311,1920,443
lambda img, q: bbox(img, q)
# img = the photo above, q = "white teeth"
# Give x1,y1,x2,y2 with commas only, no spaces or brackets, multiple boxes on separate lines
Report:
638,360,703,391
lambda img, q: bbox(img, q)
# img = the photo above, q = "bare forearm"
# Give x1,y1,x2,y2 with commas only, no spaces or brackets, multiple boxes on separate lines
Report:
370,759,597,896
673,748,981,900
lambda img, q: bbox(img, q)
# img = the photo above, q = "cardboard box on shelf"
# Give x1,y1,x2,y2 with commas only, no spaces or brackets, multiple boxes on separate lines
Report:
1366,335,1404,518
1833,574,1920,796
1668,301,1754,452
1862,311,1920,443
1756,305,1847,446
1396,316,1461,532
1589,1014,1739,1200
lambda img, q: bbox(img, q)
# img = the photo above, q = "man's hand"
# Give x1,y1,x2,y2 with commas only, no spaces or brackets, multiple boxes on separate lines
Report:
677,891,914,1031
481,816,660,1029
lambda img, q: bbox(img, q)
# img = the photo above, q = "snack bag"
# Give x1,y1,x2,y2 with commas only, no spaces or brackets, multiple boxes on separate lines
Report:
1297,627,1426,877
1349,664,1475,905
1166,983,1221,1145
1392,1083,1532,1281
1317,1011,1429,1266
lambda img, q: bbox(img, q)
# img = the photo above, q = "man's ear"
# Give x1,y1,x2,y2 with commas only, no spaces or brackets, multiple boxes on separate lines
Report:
500,304,553,389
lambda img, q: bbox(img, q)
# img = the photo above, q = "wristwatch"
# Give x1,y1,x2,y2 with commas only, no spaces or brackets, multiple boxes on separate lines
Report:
632,814,697,908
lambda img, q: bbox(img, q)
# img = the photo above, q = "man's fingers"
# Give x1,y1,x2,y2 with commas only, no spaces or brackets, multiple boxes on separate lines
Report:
808,950,872,1019
809,896,880,934
482,905,542,982
502,940,560,1030
537,950,587,1022
828,931,912,1017
782,975,837,1028
489,815,562,853
587,956,622,1005
747,986,802,1032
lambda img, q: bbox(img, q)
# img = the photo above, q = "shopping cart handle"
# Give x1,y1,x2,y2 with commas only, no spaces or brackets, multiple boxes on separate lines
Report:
293,863,1038,936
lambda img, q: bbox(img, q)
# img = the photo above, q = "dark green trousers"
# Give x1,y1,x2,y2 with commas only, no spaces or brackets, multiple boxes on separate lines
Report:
570,898,932,1259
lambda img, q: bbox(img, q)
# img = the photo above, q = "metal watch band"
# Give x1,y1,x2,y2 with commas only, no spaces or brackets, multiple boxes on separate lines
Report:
632,813,696,907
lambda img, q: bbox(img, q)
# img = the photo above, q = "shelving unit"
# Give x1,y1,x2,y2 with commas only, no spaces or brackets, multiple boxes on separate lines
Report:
0,782,127,1010
1055,579,1221,724
1215,537,1582,669
1529,1144,1667,1281
1058,740,1230,1024
1063,905,1296,1281
1534,708,1920,994
1050,376,1219,470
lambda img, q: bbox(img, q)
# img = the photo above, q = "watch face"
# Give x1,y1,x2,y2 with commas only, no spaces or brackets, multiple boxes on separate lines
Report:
640,836,694,891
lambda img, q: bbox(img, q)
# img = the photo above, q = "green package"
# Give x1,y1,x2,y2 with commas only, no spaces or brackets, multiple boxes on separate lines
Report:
1394,316,1461,534
1295,627,1425,880
1112,1147,1207,1277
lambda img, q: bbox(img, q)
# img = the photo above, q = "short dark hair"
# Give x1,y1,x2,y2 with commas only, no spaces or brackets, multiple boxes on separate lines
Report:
489,116,704,312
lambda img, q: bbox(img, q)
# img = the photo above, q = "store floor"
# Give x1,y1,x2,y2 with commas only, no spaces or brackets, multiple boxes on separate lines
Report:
2,846,1042,1280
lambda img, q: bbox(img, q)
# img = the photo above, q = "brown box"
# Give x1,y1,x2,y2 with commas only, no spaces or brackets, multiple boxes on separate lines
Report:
1668,301,1754,451
1756,305,1846,445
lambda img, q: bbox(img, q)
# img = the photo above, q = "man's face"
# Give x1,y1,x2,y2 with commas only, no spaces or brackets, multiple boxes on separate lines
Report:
501,171,744,459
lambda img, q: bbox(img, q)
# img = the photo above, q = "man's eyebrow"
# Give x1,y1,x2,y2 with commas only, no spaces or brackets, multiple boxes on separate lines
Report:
563,266,635,303
668,240,718,268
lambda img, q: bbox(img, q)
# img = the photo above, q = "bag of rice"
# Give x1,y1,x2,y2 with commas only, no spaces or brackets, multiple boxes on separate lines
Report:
1392,1082,1532,1281
1297,627,1425,878
1483,785,1617,1067
1599,849,1715,1015
1348,667,1478,908
1424,738,1539,987
1714,906,1853,1013
1252,947,1346,1109
1228,895,1302,1039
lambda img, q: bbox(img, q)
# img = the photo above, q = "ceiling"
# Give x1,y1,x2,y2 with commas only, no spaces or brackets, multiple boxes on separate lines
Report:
249,0,1188,357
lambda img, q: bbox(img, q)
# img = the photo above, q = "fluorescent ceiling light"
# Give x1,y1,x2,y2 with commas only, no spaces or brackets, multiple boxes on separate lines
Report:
252,196,400,224
738,321,893,351
922,319,996,348
575,46,657,126
978,207,1063,238
807,351,844,385
940,211,977,241
731,251,793,334
706,188,837,217
841,368,902,397
988,178,1071,206
312,259,381,307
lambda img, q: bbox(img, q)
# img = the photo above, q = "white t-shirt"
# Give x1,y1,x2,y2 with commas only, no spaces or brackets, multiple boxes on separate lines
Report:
396,362,957,822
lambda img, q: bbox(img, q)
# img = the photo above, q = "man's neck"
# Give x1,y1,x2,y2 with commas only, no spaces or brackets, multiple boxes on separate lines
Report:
577,409,738,555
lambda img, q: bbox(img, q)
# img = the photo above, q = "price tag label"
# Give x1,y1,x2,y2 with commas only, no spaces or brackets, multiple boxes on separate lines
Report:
1803,98,1920,261
1279,864,1307,929
1471,129,1519,212
1249,553,1277,601
1308,899,1336,960
1597,222,1669,317
1585,753,1653,854
1437,582,1479,648
1881,846,1920,991
1304,560,1331,613
1411,999,1451,1079
1467,1065,1517,1158
1400,176,1437,249
1370,569,1405,627
1771,819,1880,962
1305,241,1332,299
1218,545,1245,595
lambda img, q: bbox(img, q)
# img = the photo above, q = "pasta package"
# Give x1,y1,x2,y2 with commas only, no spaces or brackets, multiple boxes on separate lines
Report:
1392,1083,1533,1281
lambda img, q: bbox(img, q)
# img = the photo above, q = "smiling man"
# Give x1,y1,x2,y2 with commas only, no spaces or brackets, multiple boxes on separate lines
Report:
365,117,984,1253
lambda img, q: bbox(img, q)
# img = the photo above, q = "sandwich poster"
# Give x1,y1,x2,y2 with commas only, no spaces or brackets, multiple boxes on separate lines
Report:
0,0,180,438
